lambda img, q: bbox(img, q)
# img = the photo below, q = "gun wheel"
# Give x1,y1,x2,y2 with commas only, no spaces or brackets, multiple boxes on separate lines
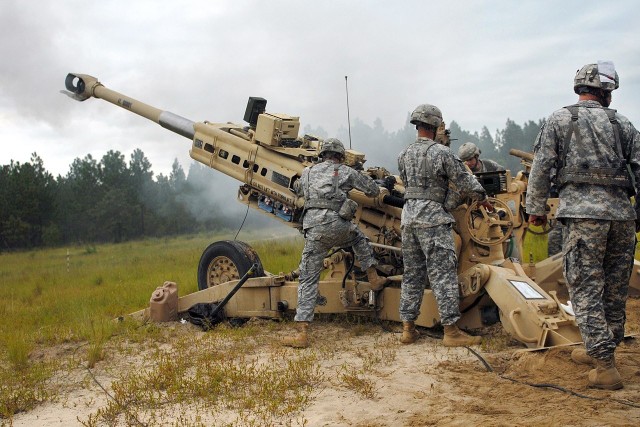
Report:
465,197,515,246
197,240,264,290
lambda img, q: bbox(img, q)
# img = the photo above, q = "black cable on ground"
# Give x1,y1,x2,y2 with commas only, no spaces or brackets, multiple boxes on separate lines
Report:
463,345,494,372
84,365,149,427
69,319,159,426
464,346,640,409
372,305,396,334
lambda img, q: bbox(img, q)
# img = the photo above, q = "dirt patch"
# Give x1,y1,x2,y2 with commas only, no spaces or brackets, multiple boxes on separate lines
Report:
7,300,640,426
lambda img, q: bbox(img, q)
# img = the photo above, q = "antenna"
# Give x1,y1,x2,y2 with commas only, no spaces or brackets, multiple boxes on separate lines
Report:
345,75,352,149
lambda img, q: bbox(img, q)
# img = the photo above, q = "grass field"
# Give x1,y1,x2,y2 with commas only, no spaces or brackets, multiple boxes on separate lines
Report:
0,228,303,419
0,230,304,346
0,225,629,421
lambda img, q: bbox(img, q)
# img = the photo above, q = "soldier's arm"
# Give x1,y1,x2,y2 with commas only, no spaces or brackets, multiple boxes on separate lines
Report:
624,121,640,219
351,169,381,198
526,121,557,215
445,151,486,201
297,167,310,198
398,154,407,188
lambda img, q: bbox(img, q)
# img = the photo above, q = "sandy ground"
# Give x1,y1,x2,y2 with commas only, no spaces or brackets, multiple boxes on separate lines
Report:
7,298,640,427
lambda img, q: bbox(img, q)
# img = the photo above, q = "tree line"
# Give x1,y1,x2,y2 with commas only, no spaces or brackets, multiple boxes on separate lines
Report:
1,118,541,251
0,149,240,250
329,116,542,174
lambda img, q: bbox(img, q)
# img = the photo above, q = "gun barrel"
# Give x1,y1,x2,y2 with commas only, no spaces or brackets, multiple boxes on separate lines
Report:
64,73,195,140
509,148,534,162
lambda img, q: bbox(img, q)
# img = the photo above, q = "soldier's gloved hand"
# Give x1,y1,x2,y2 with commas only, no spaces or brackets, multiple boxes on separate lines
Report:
478,199,494,212
383,175,396,190
375,176,396,191
529,214,547,227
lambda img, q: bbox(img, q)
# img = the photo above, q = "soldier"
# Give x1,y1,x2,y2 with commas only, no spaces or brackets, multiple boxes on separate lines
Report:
398,104,490,347
282,138,388,348
546,178,564,257
526,61,640,390
458,142,505,173
546,222,564,257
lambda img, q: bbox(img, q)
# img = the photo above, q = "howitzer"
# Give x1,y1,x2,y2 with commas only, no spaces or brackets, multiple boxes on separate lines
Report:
64,73,589,349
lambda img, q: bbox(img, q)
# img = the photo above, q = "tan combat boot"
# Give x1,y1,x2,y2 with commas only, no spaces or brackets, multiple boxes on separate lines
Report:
281,321,310,348
366,267,389,291
571,348,596,366
400,321,420,344
442,324,482,347
588,357,623,390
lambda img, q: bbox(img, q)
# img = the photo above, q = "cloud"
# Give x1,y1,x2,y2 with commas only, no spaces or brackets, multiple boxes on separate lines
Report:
1,0,639,178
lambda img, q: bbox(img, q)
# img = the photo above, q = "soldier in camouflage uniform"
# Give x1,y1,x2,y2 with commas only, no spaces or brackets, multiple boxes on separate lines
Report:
546,222,564,256
282,138,388,348
397,104,490,347
546,176,565,257
526,61,640,390
458,142,505,173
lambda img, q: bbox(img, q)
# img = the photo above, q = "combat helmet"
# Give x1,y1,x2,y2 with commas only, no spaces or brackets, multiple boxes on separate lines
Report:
458,142,480,161
410,104,443,129
574,61,619,94
319,138,346,158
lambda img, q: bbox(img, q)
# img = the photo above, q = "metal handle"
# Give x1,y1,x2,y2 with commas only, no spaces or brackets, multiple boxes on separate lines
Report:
508,308,538,343
209,263,258,319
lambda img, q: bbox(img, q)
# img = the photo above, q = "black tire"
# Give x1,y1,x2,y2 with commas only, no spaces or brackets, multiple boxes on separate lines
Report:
197,240,265,290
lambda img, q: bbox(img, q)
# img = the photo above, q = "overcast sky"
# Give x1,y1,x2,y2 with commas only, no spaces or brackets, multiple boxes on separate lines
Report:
1,0,639,178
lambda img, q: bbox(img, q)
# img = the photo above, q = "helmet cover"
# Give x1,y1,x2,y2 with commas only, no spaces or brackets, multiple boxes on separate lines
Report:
410,104,443,128
319,138,346,157
458,142,480,161
574,60,619,93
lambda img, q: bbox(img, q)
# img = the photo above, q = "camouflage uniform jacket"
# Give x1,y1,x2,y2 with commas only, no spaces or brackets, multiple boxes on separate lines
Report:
527,100,640,220
300,160,380,230
472,158,505,173
398,137,487,228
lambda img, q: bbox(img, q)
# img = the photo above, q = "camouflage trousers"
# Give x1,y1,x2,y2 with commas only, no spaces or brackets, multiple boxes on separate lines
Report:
547,222,565,257
399,223,461,325
563,218,634,360
295,220,377,322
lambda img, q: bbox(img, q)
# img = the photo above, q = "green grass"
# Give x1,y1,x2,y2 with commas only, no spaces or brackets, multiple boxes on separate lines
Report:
0,224,633,421
1,237,198,347
0,229,303,419
0,231,302,348
250,236,304,275
78,326,324,426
